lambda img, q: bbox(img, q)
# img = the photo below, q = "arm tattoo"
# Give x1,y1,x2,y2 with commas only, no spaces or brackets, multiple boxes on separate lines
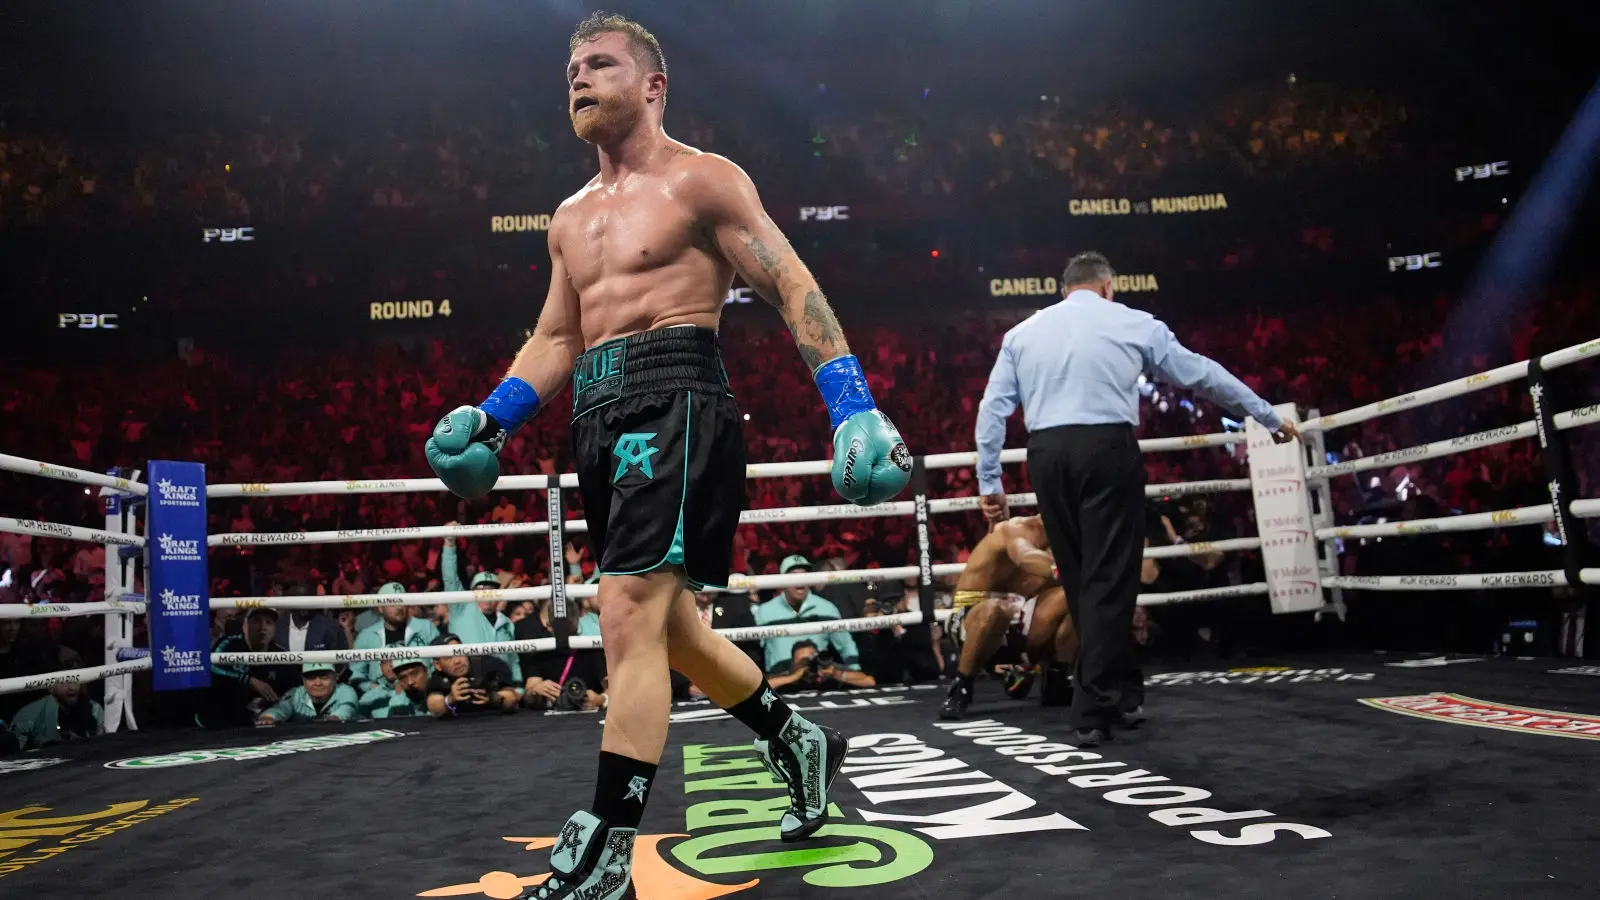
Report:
735,225,789,283
794,289,846,370
732,225,848,369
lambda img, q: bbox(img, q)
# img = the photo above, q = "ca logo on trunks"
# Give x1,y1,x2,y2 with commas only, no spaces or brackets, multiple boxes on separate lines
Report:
613,433,661,482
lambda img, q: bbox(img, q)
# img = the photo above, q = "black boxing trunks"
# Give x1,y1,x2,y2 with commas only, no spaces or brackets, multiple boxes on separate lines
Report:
570,325,746,590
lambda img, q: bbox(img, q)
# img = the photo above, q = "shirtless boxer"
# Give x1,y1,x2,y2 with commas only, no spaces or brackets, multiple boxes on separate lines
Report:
423,13,911,900
940,516,1078,720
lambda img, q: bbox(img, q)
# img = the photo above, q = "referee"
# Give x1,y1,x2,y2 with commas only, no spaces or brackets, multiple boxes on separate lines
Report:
975,251,1299,744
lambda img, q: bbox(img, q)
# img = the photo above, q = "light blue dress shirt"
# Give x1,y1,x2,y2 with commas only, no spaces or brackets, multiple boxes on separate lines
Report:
976,290,1283,495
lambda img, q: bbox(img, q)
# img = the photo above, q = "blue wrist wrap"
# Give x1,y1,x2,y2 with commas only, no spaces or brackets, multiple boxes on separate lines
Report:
813,355,876,429
479,377,541,432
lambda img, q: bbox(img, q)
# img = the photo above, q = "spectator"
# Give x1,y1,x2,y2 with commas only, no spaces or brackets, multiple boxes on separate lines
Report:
440,533,522,683
490,496,519,525
277,590,350,654
7,675,103,751
754,555,865,677
254,663,359,726
201,607,295,728
349,584,440,696
425,634,519,717
359,658,431,719
767,640,876,693
499,558,532,590
331,560,368,597
0,617,22,684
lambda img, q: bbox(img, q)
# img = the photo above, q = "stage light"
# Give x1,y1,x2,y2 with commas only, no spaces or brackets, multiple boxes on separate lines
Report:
930,250,940,258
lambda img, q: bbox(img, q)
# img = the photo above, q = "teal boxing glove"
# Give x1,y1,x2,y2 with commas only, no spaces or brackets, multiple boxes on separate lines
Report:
425,377,541,500
814,356,912,505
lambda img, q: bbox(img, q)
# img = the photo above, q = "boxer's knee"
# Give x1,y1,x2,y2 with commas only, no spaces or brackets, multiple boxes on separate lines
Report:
598,572,675,663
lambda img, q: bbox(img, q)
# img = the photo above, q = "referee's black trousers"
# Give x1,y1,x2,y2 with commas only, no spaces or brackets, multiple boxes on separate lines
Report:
1028,423,1145,730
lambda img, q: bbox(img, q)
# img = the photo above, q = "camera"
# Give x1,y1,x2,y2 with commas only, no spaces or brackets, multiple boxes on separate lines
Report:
556,677,591,712
477,670,502,698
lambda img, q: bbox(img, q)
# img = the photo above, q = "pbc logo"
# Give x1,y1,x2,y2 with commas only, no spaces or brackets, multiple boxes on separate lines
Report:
1388,252,1442,272
202,226,254,243
58,313,119,330
800,205,850,222
1454,161,1509,182
725,286,756,305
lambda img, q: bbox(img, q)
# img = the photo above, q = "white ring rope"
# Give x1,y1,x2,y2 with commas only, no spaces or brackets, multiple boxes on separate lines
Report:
209,520,557,548
1317,503,1556,541
0,600,148,620
0,659,153,695
1301,361,1530,433
209,609,949,665
1554,403,1600,432
1571,499,1600,519
1137,582,1269,605
0,453,147,495
211,534,1272,615
210,578,1286,666
1325,571,1570,591
1540,337,1600,372
0,516,146,547
1301,336,1598,433
204,480,1253,549
203,438,1252,501
1143,537,1261,558
206,474,576,499
1306,421,1538,480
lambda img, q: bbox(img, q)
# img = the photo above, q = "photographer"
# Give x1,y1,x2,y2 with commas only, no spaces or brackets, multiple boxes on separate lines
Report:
358,658,431,719
767,640,876,693
514,594,607,712
859,583,943,685
425,634,520,717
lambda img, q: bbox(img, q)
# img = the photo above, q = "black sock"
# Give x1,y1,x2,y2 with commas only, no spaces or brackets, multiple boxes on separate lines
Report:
726,678,795,740
593,750,657,829
956,672,975,691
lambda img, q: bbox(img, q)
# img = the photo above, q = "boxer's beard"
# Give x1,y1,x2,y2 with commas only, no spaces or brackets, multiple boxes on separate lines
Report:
571,89,640,144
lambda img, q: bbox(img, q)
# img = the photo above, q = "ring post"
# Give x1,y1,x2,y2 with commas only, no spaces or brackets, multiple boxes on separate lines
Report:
545,480,571,652
1302,411,1346,624
147,461,212,692
1527,359,1595,602
101,466,142,732
911,456,935,626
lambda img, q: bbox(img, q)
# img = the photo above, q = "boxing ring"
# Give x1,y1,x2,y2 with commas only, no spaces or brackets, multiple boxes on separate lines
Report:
2,335,1598,899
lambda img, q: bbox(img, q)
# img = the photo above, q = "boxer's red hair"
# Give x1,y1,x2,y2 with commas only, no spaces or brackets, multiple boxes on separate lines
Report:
570,11,668,104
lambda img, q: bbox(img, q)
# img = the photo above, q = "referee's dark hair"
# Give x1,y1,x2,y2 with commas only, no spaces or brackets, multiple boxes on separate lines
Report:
1061,251,1115,289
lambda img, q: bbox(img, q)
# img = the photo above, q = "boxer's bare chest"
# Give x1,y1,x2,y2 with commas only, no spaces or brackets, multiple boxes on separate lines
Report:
556,173,712,297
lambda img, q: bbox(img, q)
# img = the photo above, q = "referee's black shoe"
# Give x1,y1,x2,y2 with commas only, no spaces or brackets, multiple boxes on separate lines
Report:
1113,706,1147,730
940,679,973,720
1073,727,1112,748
